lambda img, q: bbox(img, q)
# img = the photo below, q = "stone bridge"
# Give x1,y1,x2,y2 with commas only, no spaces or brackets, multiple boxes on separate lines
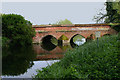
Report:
32,24,117,44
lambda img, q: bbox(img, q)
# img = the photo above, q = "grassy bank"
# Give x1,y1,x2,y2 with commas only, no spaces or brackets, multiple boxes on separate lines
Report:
34,33,120,79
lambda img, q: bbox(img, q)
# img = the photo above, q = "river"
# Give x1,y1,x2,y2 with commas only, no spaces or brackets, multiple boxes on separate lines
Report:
2,38,86,79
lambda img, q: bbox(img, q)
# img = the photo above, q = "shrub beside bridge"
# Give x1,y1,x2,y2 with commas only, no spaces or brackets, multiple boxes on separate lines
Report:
34,33,120,79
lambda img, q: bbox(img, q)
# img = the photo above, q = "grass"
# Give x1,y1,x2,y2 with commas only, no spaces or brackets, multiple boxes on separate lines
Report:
34,33,120,79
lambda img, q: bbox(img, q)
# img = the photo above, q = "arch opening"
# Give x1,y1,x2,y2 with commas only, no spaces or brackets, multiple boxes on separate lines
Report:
41,35,58,51
70,34,86,47
103,34,111,36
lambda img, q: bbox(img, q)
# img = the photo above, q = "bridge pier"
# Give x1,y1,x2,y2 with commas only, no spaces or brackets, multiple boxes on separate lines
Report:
62,40,69,44
58,40,70,46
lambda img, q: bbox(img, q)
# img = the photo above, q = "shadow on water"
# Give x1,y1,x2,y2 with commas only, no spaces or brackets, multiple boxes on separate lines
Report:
41,42,56,51
41,35,57,51
2,45,37,76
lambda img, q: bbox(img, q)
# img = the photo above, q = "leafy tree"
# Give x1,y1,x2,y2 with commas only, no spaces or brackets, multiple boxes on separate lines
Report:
54,19,72,25
113,0,120,14
2,14,35,46
94,0,120,32
94,0,120,23
105,1,120,23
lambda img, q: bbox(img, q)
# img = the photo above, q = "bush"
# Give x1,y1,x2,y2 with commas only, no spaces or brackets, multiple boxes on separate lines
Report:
2,37,10,47
34,33,120,79
2,14,35,46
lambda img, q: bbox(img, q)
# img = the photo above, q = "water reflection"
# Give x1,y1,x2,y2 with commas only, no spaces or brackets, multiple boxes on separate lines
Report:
2,46,36,76
2,38,86,77
41,35,57,51
34,37,86,60
33,44,72,60
41,42,56,51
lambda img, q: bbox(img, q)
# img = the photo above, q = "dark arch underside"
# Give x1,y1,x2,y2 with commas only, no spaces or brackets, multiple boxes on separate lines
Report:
41,35,57,51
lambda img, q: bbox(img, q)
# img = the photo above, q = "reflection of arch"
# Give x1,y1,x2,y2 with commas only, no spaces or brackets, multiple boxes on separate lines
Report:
41,35,57,51
103,34,111,36
70,34,86,47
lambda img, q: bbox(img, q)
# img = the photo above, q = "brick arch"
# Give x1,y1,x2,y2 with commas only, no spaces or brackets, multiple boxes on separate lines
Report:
33,33,58,43
69,34,86,43
41,35,57,41
62,33,87,42
70,33,86,39
102,33,111,37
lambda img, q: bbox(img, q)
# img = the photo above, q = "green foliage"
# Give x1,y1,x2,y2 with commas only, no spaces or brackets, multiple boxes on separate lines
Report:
94,1,120,31
2,46,36,76
53,19,72,25
2,14,36,46
2,37,10,47
104,1,120,23
0,37,2,47
34,34,120,79
58,35,69,40
113,0,120,14
94,1,120,23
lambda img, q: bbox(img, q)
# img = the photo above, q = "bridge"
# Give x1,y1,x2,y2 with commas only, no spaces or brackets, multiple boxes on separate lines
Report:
32,24,117,45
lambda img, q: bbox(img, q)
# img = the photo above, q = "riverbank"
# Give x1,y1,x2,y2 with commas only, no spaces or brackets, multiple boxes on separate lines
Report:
34,33,120,79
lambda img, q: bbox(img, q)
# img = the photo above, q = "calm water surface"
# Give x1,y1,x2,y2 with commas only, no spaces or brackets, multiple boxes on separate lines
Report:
2,39,86,79
2,43,73,78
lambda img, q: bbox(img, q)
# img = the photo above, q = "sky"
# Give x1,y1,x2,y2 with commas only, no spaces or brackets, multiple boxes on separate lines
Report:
2,2,106,25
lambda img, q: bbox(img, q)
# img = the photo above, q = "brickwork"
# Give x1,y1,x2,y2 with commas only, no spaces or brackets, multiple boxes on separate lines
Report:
32,24,117,43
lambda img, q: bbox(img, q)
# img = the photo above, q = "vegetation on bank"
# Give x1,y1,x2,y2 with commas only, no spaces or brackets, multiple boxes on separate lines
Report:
34,33,120,79
2,14,35,47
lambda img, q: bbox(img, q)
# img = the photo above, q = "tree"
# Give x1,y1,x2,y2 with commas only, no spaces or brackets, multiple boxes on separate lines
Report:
94,0,120,23
113,0,120,14
54,19,72,25
2,14,36,46
105,1,120,23
94,0,120,32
